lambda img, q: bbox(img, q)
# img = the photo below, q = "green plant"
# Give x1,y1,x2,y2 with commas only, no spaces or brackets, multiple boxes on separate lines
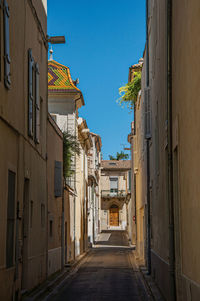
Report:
109,151,129,160
118,71,141,109
63,132,80,180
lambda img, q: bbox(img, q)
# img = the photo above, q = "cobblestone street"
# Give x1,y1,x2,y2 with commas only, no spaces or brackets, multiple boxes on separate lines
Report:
47,231,152,301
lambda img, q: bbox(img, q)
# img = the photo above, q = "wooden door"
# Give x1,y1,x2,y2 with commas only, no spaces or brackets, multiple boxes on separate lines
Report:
110,207,119,226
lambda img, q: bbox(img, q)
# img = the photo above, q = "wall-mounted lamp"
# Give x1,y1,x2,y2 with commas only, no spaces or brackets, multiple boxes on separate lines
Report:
47,36,66,44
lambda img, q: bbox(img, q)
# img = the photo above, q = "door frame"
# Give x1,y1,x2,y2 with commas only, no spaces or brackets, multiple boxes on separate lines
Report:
109,204,119,226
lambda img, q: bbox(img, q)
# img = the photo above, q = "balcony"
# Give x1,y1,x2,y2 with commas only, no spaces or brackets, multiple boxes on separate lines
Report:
101,189,127,199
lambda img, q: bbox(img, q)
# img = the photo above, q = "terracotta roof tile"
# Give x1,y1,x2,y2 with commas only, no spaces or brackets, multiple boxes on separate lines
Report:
48,60,80,92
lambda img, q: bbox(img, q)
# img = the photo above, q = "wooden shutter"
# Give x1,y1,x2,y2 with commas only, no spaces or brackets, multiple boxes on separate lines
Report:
6,170,16,268
54,161,62,197
145,87,151,138
35,63,40,143
110,177,118,191
128,170,131,191
3,0,11,89
28,49,34,137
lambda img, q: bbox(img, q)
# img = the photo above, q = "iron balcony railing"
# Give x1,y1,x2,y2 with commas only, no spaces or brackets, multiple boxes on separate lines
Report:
101,189,128,198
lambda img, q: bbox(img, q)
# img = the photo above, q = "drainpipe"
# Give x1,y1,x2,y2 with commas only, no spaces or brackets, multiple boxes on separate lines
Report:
83,148,86,251
73,111,77,260
167,0,176,299
61,178,65,268
146,0,151,275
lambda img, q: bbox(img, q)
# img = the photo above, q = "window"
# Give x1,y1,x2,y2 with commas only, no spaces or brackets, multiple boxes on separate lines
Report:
3,0,11,89
6,170,16,268
28,49,40,142
40,98,43,137
54,161,62,197
128,170,131,191
110,177,118,193
28,49,34,137
35,63,40,143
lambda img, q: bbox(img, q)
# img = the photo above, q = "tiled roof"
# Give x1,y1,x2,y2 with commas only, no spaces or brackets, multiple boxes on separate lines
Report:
101,160,131,170
48,60,80,93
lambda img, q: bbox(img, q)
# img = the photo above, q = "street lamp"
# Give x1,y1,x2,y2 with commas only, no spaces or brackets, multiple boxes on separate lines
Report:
47,36,66,44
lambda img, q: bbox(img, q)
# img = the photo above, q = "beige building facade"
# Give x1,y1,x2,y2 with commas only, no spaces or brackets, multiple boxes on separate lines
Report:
87,132,102,244
48,60,90,263
0,0,48,299
47,115,63,276
131,1,200,300
128,61,146,260
76,117,92,256
171,1,200,299
100,161,131,231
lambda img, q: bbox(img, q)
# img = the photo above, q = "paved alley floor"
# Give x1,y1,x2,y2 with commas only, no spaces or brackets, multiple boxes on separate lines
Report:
47,231,152,301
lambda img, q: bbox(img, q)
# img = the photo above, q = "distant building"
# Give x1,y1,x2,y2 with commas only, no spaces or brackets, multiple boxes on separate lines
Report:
47,114,63,276
100,160,131,231
48,59,85,262
76,117,92,256
87,132,102,244
128,60,145,261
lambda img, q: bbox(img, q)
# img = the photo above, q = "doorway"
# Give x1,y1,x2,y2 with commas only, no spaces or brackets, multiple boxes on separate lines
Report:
109,204,119,226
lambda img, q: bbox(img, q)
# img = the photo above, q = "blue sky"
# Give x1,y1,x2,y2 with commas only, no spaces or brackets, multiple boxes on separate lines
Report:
47,0,145,159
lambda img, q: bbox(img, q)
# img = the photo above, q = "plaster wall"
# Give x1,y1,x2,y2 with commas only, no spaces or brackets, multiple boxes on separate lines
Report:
101,172,127,192
100,168,130,231
0,0,47,298
172,0,200,298
47,118,63,276
144,0,170,297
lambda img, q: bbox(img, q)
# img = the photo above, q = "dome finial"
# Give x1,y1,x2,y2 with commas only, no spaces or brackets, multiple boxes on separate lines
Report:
49,46,53,61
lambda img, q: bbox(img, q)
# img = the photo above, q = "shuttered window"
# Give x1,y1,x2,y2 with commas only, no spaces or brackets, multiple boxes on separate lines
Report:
110,177,118,193
54,161,62,197
28,50,40,142
35,63,40,143
6,170,16,268
3,0,11,89
128,170,131,191
28,49,34,137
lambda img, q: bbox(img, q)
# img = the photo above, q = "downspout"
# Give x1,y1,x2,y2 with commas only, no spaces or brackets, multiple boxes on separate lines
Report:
83,148,86,251
167,0,176,299
73,108,77,260
61,178,65,268
146,0,151,275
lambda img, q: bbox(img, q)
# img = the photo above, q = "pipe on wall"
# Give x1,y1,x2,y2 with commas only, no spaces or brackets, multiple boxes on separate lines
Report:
145,0,151,275
167,0,176,299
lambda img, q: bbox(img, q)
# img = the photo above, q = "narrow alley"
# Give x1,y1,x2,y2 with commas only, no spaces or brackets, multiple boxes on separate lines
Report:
46,231,152,301
1,1,200,300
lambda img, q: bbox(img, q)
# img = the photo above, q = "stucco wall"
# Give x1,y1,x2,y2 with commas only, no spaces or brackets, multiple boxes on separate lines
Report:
47,118,63,276
100,167,130,231
172,0,200,298
0,0,47,298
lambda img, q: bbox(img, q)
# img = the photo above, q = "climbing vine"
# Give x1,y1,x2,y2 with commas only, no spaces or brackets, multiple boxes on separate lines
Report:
63,132,80,180
118,71,141,109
